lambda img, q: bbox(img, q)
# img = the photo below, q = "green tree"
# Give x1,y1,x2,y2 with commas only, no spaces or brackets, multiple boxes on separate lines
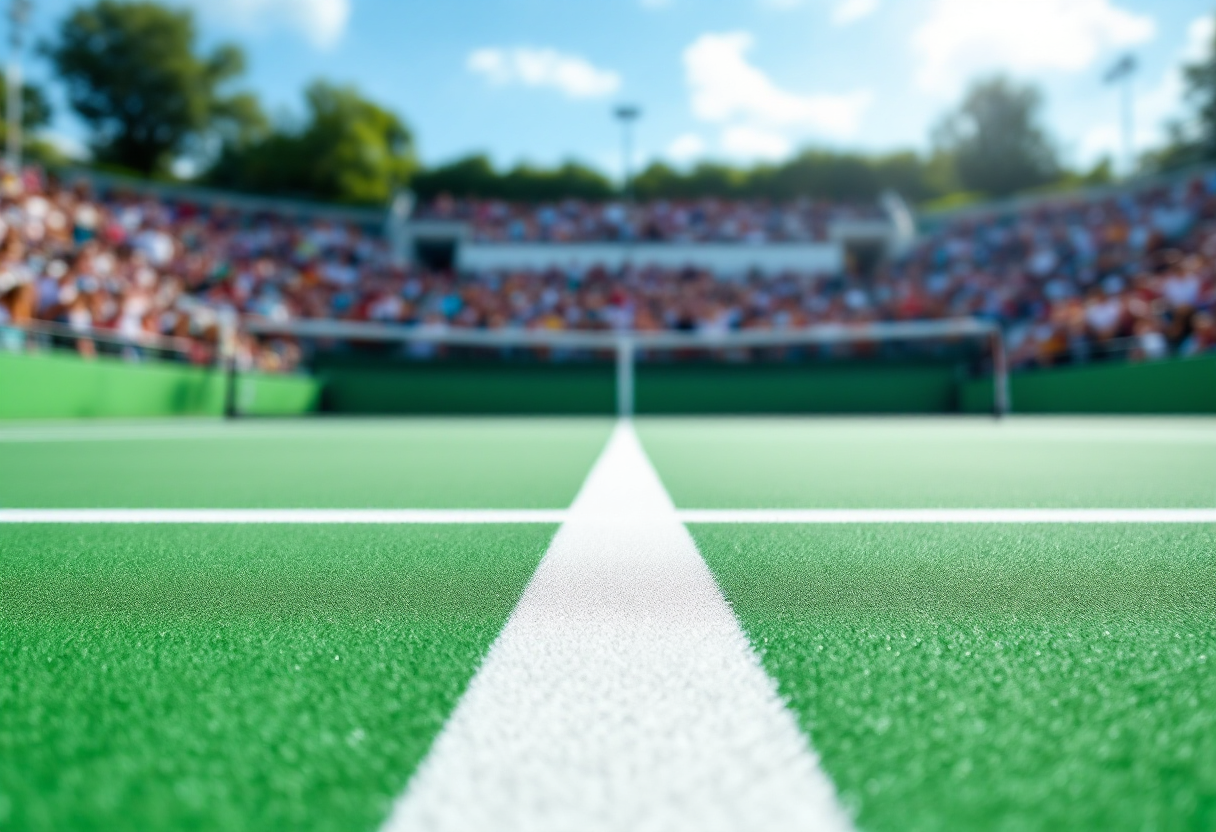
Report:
43,0,255,175
207,80,416,204
632,151,951,204
410,155,613,202
645,161,750,199
1150,14,1216,169
933,76,1061,197
409,154,498,199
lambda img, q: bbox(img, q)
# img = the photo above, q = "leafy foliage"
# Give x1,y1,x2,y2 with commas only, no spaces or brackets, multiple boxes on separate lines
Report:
1150,14,1216,171
409,150,952,205
207,81,416,204
633,150,956,204
932,76,1061,198
42,0,255,175
410,155,613,202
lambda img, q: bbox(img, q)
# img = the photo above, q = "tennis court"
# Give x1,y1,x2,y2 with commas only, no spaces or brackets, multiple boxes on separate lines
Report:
2,417,1214,832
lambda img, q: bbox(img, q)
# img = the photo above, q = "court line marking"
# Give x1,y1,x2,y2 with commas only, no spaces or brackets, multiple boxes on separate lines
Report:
0,418,610,443
678,508,1216,523
0,509,569,523
381,421,852,832
1,508,1214,523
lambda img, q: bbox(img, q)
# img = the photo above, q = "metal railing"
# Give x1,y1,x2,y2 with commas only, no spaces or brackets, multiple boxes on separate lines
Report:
1,319,205,360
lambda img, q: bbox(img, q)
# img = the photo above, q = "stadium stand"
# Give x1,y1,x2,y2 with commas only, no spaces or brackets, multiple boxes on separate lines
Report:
416,194,885,242
0,165,1214,378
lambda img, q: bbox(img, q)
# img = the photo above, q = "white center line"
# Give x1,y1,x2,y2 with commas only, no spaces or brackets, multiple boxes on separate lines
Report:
381,422,852,832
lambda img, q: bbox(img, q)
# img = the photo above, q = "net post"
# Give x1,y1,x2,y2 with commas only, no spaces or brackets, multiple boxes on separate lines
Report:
220,310,239,419
616,336,635,419
991,325,1010,418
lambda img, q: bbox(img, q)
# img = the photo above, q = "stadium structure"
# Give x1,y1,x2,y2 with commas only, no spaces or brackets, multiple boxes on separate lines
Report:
1,156,1215,832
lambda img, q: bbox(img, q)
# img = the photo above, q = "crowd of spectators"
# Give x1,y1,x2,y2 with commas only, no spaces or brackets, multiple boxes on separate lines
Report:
292,176,1216,366
888,175,1216,366
418,195,883,243
0,166,390,373
2,164,1215,374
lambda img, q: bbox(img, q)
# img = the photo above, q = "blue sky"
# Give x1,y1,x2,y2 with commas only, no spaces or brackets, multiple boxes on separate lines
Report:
19,0,1216,178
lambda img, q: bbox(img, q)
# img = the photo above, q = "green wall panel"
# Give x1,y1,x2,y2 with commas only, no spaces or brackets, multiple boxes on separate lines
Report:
319,363,616,415
7,348,1207,419
635,363,960,414
0,351,318,419
961,355,1216,414
315,360,960,415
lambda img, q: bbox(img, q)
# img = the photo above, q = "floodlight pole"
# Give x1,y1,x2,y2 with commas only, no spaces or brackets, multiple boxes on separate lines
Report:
614,105,640,201
6,0,30,172
1104,54,1138,178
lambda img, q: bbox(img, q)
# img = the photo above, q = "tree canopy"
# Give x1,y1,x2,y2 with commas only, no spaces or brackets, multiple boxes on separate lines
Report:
407,150,955,205
43,0,255,175
931,76,1062,198
630,150,957,204
206,80,416,204
1150,18,1216,170
410,155,613,202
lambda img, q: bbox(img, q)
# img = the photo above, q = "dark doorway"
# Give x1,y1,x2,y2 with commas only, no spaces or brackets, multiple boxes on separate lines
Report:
414,238,457,271
844,239,886,281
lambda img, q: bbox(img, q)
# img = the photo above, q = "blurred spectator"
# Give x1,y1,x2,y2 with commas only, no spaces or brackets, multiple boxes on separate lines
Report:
2,165,1215,374
418,196,883,243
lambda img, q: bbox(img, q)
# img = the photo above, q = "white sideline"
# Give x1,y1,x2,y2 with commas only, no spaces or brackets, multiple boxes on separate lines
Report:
0,508,568,524
678,508,1216,524
381,423,853,832
2,508,1214,523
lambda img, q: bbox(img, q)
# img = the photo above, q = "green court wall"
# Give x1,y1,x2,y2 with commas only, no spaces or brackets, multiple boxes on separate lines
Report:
635,363,959,413
960,354,1216,414
315,360,960,415
5,349,1210,418
319,362,617,415
0,351,319,419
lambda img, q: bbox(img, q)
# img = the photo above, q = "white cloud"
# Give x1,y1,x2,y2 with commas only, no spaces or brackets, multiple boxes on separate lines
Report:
666,133,707,164
833,0,879,26
197,0,350,50
1182,14,1214,63
912,0,1155,94
683,31,872,137
468,47,621,99
720,125,792,160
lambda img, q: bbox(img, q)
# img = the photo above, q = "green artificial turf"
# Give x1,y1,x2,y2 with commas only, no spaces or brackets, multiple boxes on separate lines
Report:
693,523,1216,832
639,417,1216,508
0,523,554,832
0,419,611,508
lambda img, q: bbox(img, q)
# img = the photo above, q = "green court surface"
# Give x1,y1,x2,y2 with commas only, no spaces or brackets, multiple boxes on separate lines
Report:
639,417,1216,507
0,419,612,508
2,416,1214,832
0,523,553,831
694,522,1216,832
